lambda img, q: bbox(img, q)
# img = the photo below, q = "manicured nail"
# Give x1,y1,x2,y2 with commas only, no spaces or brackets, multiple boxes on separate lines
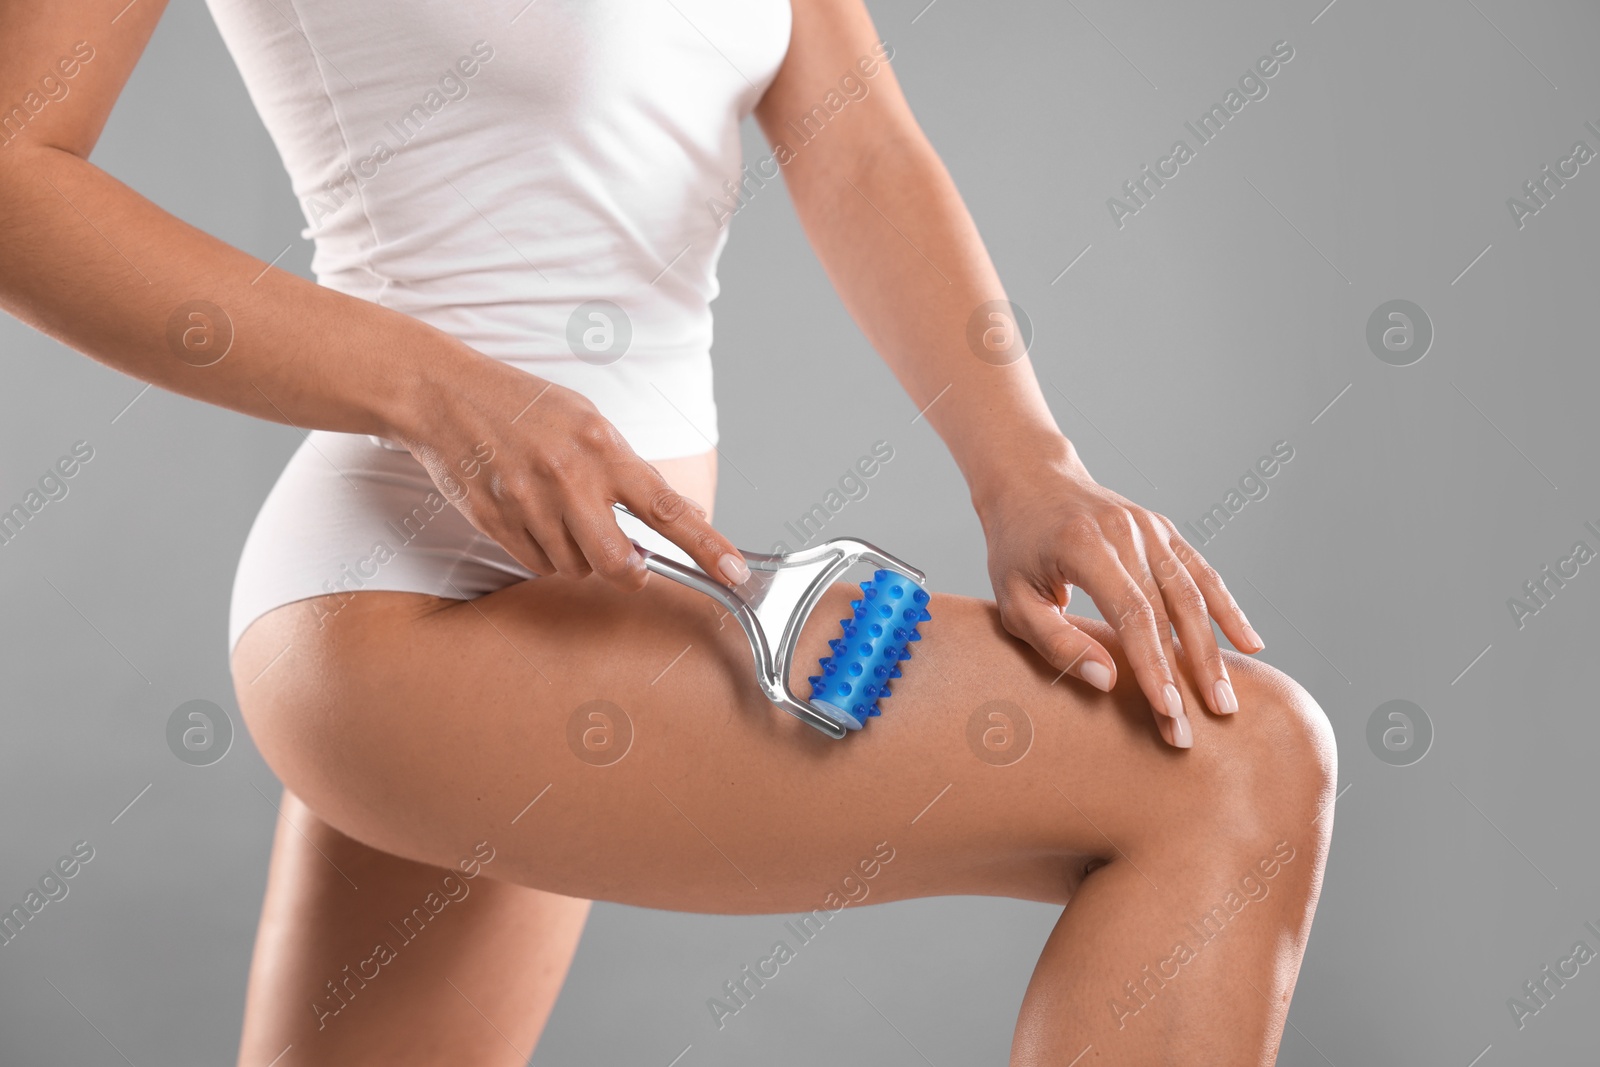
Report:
1080,660,1114,692
1162,682,1184,720
1170,708,1193,748
1242,624,1264,650
1213,678,1239,715
719,553,750,585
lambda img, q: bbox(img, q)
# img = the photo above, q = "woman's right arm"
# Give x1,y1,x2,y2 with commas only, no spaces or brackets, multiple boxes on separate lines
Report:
0,0,748,589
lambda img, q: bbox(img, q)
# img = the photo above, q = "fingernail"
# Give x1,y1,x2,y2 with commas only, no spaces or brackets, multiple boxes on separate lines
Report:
1242,624,1264,650
1213,678,1239,715
1162,682,1183,720
1170,708,1193,748
1080,660,1113,692
718,553,751,585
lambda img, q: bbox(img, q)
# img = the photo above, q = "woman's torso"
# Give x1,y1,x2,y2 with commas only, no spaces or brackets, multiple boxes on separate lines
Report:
203,0,791,457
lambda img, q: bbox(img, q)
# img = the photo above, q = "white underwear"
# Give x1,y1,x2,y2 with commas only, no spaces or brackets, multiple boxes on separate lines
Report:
227,430,682,657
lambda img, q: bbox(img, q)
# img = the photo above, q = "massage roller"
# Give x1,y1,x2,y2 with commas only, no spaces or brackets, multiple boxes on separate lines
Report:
614,504,931,738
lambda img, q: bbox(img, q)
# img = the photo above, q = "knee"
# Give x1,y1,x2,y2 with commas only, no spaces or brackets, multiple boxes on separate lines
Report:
1239,653,1337,814
1189,653,1337,847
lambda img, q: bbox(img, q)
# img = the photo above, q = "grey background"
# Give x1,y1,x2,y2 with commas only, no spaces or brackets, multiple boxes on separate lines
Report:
2,0,1597,1063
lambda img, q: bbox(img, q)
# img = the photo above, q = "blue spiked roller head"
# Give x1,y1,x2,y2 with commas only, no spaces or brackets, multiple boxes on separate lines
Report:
807,569,932,730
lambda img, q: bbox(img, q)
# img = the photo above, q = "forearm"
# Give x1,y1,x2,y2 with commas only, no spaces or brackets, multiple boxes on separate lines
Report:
771,123,1082,506
0,143,496,439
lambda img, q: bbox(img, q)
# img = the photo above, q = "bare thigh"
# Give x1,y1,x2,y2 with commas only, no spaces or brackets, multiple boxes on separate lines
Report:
236,788,589,1063
231,572,1331,917
232,451,721,1064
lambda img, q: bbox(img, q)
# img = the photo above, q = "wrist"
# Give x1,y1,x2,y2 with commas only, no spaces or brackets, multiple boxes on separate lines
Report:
379,332,511,447
966,431,1092,517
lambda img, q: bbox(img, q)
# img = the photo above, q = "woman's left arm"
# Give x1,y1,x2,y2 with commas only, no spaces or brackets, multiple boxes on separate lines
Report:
755,0,1263,744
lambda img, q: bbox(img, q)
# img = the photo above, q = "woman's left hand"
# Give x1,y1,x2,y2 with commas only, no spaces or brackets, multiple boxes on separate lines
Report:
976,446,1264,747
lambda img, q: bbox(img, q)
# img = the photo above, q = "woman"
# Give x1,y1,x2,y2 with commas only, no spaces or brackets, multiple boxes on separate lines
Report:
0,0,1335,1063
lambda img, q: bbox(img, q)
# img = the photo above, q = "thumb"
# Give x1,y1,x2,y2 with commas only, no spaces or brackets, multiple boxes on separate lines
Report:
998,580,1117,693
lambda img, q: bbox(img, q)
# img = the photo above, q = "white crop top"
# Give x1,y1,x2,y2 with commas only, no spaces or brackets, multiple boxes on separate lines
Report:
203,0,792,458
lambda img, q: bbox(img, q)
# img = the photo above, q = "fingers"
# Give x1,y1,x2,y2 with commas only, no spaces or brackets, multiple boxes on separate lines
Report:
1072,507,1263,745
1147,533,1237,717
426,384,739,591
1160,518,1264,653
1080,556,1187,741
534,408,741,589
1122,563,1194,748
617,469,749,587
1065,506,1194,747
566,505,649,591
997,582,1116,692
523,513,593,578
1147,611,1193,749
491,521,558,578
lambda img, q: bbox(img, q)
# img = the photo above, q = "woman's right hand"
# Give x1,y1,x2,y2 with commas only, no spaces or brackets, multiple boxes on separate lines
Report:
391,352,750,592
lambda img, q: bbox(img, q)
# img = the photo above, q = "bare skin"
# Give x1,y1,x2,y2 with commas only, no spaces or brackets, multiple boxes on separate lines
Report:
2,1,1336,1063
229,472,1335,1063
233,452,718,1065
